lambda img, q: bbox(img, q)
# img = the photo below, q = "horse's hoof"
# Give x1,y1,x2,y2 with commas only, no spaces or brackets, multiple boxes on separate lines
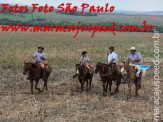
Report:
126,96,131,100
103,93,107,96
37,88,41,91
135,94,139,98
39,90,42,93
114,90,119,94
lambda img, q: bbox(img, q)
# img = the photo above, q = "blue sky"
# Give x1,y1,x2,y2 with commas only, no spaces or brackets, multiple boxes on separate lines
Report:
1,0,163,12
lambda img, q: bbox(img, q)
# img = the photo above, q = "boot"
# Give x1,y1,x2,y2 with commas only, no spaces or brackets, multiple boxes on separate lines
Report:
73,74,77,78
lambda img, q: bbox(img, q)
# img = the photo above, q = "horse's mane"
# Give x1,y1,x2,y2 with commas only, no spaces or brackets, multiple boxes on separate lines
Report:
121,63,146,77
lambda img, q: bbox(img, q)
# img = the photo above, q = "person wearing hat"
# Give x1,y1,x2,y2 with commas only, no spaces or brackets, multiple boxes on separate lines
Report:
73,51,91,78
80,51,92,72
107,46,118,81
33,46,46,79
80,51,89,65
122,47,142,86
33,46,46,64
127,47,142,65
107,46,118,65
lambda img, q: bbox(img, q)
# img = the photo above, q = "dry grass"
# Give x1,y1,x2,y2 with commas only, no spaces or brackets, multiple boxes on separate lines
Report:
0,31,163,121
0,67,162,122
0,66,163,121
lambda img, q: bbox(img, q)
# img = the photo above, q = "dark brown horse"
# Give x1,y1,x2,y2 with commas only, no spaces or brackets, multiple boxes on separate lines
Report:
74,64,94,91
23,62,52,94
95,62,122,96
121,60,141,98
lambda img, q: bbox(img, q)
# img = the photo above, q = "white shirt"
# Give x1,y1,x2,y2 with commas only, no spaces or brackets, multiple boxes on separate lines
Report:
108,51,118,63
80,56,89,64
33,51,46,63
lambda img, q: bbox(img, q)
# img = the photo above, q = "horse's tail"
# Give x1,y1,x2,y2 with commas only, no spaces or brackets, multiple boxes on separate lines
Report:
142,70,146,77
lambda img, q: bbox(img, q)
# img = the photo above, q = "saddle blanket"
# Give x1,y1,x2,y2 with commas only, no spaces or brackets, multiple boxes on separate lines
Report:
88,64,93,68
137,65,150,70
138,65,150,83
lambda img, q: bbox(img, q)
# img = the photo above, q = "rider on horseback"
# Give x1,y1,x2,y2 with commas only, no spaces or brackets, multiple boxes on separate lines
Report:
80,51,92,73
127,47,142,87
33,46,46,79
73,51,92,78
107,46,118,81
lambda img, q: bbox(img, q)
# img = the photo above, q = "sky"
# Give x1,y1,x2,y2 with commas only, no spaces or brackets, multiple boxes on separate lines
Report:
0,0,163,12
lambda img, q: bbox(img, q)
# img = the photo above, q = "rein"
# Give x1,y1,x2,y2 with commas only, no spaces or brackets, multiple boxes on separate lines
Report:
100,63,111,77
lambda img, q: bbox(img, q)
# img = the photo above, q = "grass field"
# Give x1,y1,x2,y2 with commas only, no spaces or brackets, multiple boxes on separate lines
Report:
1,12,163,26
0,31,163,121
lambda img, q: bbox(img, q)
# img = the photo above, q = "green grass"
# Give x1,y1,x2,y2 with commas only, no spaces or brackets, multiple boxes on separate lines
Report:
1,12,163,26
0,31,162,70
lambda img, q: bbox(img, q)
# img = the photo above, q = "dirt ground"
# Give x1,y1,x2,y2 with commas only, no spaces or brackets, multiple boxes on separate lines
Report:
0,66,162,122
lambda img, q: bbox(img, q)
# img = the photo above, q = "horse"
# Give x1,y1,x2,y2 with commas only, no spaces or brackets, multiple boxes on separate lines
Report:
73,64,94,91
121,60,141,98
23,62,52,94
95,62,122,96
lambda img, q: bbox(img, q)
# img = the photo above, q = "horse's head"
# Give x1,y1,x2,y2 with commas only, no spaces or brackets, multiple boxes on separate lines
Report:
121,60,130,76
23,62,36,75
75,64,83,75
95,62,103,73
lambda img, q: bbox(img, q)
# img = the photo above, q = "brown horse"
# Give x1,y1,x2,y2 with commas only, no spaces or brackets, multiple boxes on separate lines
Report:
95,62,122,96
121,60,141,98
74,64,94,91
23,62,52,94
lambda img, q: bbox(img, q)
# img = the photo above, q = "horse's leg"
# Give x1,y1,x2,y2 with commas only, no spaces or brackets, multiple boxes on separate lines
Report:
102,81,106,96
128,81,134,99
82,80,85,91
106,81,109,92
30,80,33,94
41,79,46,92
86,80,89,91
79,79,84,91
89,77,92,91
108,80,113,95
114,76,121,94
135,81,139,97
35,80,41,92
41,79,48,92
45,74,50,91
45,80,48,91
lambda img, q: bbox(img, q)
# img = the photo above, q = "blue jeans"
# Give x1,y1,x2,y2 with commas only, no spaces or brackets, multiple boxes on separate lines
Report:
138,70,143,83
121,76,126,83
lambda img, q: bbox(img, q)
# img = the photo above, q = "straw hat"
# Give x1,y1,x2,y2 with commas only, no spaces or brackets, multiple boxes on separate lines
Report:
129,47,136,51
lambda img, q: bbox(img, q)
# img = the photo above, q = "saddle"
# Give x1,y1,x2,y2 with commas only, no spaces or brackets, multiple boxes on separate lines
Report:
40,61,49,69
83,64,93,74
88,64,93,69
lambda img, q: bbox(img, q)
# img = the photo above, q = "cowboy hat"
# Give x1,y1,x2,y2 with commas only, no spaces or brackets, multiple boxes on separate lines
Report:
129,47,136,51
81,51,88,55
38,46,44,50
109,46,114,51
